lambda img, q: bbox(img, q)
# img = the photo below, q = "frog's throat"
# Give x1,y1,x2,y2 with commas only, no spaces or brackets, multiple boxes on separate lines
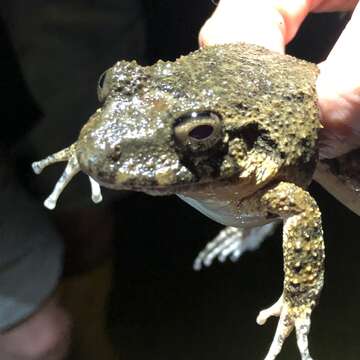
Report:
31,144,103,210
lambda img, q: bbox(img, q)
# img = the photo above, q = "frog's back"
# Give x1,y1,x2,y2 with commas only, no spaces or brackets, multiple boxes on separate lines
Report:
162,43,321,171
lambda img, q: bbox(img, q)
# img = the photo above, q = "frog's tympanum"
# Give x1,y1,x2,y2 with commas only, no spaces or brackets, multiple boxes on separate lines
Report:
32,43,360,360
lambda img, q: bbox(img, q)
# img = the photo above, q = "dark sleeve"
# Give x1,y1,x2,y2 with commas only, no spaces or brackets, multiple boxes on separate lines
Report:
0,17,63,330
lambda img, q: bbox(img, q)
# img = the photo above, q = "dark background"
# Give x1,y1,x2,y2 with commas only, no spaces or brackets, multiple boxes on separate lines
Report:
1,2,359,359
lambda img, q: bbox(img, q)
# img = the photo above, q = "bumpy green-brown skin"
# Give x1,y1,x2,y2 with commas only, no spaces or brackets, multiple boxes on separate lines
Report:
261,183,324,315
75,43,320,194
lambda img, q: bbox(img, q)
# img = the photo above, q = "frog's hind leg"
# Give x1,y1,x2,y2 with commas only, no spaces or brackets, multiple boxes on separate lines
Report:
256,182,324,360
193,222,277,270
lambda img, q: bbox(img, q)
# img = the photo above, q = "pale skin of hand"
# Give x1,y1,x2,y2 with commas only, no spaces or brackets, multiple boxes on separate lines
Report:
199,0,360,159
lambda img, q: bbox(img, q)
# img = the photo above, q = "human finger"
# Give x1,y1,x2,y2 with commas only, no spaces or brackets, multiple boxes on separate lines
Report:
317,3,360,158
199,0,288,52
199,0,358,50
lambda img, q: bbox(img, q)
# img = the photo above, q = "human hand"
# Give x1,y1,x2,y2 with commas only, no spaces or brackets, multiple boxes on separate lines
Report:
0,296,71,360
199,0,360,159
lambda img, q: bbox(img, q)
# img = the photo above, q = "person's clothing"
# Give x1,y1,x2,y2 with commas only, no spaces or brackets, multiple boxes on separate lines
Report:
0,19,63,330
0,0,146,330
2,0,146,208
0,179,63,330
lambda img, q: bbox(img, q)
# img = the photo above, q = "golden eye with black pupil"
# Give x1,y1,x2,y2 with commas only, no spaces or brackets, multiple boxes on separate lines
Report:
97,70,110,102
174,111,222,152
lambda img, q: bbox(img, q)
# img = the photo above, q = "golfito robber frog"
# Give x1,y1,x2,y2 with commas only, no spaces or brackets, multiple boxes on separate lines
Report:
32,43,360,360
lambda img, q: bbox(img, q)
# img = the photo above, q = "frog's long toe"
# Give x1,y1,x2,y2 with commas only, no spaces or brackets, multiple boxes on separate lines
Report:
295,316,312,360
256,295,283,326
32,144,75,174
262,307,294,360
89,176,103,204
43,155,80,209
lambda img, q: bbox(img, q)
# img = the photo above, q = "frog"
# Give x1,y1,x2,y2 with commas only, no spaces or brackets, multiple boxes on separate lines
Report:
32,43,360,360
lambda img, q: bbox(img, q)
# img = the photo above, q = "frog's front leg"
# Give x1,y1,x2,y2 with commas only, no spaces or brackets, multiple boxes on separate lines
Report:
193,222,277,270
32,144,103,209
246,182,324,360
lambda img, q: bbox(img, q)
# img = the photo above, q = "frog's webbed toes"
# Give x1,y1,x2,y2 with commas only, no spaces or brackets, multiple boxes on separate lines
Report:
32,144,103,209
258,296,313,360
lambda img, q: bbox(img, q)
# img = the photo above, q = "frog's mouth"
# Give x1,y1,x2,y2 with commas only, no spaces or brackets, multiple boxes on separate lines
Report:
32,143,213,209
94,180,210,197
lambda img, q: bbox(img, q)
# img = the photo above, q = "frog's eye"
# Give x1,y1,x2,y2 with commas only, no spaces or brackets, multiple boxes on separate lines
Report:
97,70,110,102
174,111,222,152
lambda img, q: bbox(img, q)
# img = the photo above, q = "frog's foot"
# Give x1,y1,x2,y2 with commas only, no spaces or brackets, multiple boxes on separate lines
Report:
193,223,276,271
32,144,103,209
257,296,313,360
193,227,243,270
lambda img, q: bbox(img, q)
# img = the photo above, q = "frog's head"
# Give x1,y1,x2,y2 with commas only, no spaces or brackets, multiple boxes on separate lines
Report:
32,55,246,208
32,44,318,209
73,59,240,195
